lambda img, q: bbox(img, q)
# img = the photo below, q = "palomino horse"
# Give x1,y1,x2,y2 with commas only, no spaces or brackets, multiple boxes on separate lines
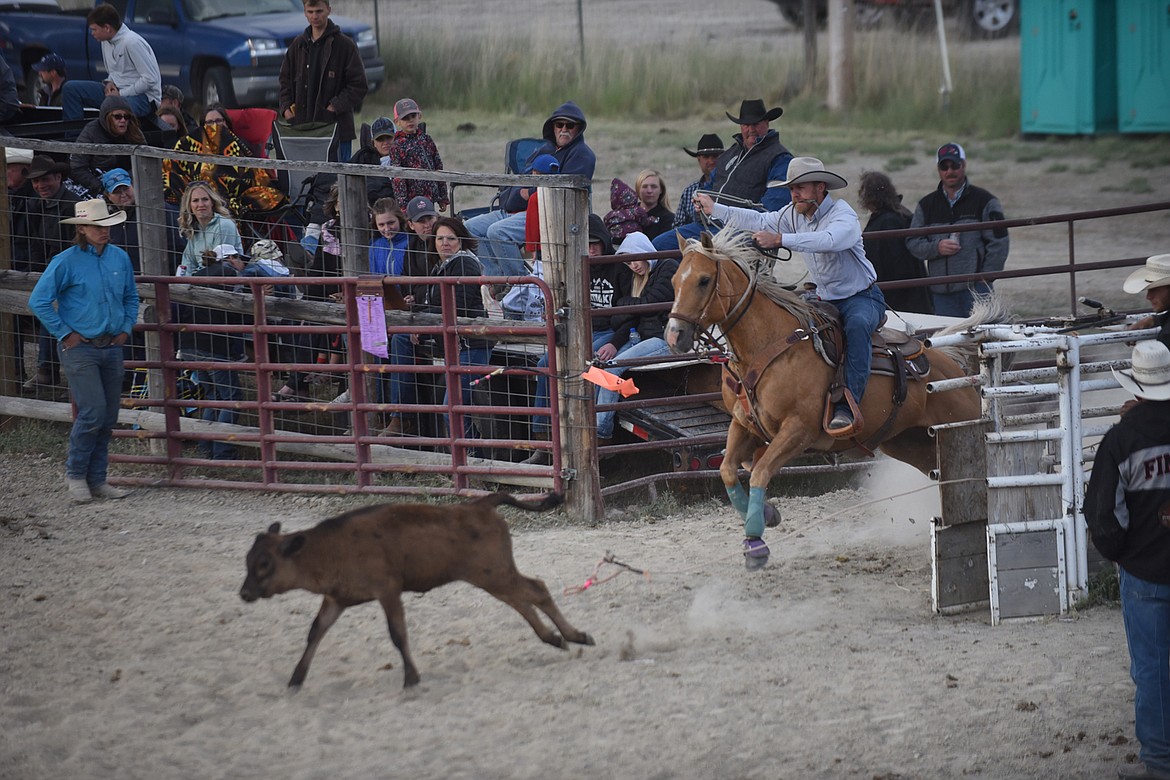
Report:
664,231,993,568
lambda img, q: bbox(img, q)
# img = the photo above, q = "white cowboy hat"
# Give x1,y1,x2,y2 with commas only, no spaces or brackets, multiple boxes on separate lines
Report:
1113,341,1170,401
61,198,127,227
767,157,848,191
1123,254,1170,294
4,147,34,166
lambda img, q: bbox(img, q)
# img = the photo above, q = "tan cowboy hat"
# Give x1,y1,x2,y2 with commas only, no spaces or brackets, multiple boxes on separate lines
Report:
1123,254,1170,294
767,157,848,191
1113,341,1170,401
61,198,127,227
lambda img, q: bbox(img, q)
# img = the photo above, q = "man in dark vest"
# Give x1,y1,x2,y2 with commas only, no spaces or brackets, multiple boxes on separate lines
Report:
906,142,1009,317
652,99,794,251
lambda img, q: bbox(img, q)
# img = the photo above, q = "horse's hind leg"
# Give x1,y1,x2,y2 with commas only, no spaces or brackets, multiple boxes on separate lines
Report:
878,427,937,476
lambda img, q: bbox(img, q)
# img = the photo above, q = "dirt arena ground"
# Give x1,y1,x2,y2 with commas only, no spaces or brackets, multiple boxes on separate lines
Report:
0,452,1144,780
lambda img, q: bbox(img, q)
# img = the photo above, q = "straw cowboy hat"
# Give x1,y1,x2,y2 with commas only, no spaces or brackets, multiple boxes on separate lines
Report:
1113,341,1170,401
4,147,34,167
683,133,725,157
725,99,783,125
767,157,848,191
1123,254,1170,294
61,198,127,227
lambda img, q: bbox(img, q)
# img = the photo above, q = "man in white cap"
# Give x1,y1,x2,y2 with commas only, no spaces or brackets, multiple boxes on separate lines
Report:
694,156,886,435
28,199,137,503
1085,340,1170,780
1124,253,1170,350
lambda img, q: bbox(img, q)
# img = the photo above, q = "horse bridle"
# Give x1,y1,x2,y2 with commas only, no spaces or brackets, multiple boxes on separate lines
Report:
670,244,761,356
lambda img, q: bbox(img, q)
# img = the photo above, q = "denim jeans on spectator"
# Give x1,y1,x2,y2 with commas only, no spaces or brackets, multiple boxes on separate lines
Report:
387,332,418,419
443,346,493,440
595,334,671,439
532,329,614,436
651,221,708,252
1120,567,1170,775
463,210,528,277
62,81,154,122
931,281,993,318
59,341,125,486
186,350,243,459
832,285,887,409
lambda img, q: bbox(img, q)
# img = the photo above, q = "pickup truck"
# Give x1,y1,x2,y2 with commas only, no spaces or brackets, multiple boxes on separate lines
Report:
1,0,384,108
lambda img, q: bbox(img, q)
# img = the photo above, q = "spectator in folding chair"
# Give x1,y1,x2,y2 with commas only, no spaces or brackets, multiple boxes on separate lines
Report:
278,0,368,162
178,182,241,273
465,100,596,279
162,104,286,219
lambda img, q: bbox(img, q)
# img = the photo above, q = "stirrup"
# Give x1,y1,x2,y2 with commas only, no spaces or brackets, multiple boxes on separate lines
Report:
823,392,864,439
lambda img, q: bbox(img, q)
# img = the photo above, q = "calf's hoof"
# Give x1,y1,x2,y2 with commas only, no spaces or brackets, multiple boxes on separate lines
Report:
403,671,421,688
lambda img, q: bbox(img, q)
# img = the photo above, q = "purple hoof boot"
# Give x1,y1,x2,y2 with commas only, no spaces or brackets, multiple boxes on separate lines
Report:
763,502,781,528
743,537,770,570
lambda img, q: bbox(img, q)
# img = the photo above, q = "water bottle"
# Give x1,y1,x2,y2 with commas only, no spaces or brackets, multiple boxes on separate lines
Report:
176,264,188,277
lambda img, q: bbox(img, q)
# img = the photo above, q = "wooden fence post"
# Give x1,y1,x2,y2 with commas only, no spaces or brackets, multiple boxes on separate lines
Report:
539,184,602,523
131,154,169,455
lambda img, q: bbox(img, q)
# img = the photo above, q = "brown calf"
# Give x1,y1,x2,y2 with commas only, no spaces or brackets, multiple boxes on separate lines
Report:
239,492,594,688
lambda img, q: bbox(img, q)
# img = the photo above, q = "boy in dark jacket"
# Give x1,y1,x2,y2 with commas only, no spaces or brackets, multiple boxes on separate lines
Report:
278,0,368,161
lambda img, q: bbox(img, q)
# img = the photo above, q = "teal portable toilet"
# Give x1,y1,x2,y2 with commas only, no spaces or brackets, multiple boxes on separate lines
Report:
1117,1,1170,133
1020,0,1117,135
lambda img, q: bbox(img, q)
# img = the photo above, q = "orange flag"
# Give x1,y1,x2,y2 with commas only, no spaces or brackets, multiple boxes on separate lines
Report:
581,365,640,397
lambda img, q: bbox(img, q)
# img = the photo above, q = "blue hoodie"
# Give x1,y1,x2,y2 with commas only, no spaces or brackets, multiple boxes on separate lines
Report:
501,101,597,213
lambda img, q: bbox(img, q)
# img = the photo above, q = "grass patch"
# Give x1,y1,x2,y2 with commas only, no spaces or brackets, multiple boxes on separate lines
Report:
1075,566,1120,611
376,27,1020,137
885,155,919,173
1045,163,1070,174
0,418,69,459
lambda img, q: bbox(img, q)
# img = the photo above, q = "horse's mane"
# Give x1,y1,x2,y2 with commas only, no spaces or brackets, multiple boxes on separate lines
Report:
683,229,821,323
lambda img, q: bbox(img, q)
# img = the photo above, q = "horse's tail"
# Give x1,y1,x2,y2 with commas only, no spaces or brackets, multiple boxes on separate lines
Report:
931,293,1014,372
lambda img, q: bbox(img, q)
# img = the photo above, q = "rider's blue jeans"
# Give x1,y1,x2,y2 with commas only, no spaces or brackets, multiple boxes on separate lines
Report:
830,284,887,409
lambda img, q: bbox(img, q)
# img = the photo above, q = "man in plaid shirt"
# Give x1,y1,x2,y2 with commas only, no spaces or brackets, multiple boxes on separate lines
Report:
673,133,724,231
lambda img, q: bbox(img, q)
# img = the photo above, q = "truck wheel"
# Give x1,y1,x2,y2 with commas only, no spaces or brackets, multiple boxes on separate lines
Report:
958,0,1016,39
201,66,236,108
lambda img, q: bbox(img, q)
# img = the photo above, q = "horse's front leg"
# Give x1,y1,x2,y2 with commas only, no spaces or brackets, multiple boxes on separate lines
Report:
721,419,760,520
740,420,820,569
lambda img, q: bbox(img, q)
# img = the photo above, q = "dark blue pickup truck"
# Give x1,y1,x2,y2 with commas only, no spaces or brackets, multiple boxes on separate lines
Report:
1,0,384,108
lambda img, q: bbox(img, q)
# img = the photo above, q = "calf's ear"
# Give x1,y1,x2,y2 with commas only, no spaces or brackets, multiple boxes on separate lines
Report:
267,522,282,534
280,534,306,557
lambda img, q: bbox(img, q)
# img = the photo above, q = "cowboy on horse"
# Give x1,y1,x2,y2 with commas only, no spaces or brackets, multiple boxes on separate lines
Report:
693,157,886,436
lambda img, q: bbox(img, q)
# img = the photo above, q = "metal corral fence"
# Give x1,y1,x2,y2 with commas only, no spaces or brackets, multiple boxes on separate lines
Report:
927,322,1160,623
2,136,1170,524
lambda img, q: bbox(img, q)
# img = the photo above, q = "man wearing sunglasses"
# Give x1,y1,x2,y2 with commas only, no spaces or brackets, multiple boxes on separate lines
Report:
906,142,1009,317
465,100,596,279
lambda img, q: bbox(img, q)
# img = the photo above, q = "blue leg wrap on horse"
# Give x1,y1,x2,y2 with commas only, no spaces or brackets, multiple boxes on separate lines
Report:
744,487,768,539
726,483,749,517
